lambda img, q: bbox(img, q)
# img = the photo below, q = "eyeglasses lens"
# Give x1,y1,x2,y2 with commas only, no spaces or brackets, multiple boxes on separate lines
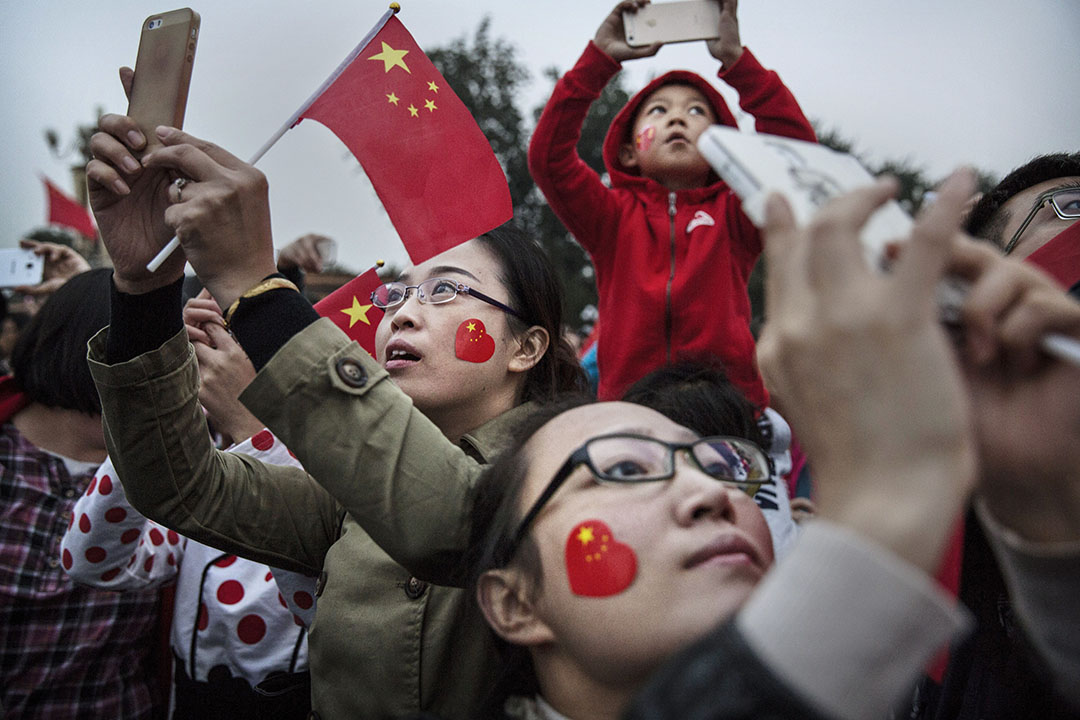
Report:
419,278,460,303
1051,189,1080,219
587,436,670,481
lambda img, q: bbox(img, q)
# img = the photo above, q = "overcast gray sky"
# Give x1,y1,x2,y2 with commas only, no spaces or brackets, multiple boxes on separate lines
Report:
3,1,1078,272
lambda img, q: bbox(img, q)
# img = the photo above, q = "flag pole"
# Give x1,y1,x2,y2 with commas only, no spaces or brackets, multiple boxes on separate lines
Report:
147,3,402,272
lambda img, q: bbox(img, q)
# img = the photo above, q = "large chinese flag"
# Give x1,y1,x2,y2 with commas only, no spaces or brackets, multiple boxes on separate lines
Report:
295,16,512,264
44,177,97,239
314,266,384,358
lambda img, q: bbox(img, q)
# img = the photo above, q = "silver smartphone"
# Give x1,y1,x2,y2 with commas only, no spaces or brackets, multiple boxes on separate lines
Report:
624,0,722,47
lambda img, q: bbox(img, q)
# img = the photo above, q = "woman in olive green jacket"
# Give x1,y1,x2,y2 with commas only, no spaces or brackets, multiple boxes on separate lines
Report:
86,115,584,719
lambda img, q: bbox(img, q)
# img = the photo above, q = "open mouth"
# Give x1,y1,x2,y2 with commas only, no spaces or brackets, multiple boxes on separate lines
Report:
385,343,422,370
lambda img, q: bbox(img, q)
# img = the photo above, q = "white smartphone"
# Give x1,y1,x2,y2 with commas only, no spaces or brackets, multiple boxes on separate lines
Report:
696,125,913,267
0,248,45,288
624,0,722,47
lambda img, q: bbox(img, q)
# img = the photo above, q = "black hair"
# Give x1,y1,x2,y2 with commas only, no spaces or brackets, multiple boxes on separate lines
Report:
465,393,595,712
965,153,1080,247
621,358,766,447
475,224,587,401
11,268,111,414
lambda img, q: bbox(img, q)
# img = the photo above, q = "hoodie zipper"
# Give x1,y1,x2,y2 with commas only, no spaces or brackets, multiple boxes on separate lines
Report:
665,192,677,363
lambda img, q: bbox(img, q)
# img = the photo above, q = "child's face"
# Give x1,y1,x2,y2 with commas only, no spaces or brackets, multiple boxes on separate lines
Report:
621,84,717,191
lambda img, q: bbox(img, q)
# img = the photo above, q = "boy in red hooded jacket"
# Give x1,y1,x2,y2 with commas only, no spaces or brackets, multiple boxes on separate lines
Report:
529,0,816,405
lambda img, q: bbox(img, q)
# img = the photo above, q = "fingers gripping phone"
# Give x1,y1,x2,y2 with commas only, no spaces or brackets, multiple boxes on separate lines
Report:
623,0,722,47
127,8,200,154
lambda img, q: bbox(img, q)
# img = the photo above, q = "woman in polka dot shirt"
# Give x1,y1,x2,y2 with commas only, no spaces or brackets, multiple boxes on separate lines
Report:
61,296,314,719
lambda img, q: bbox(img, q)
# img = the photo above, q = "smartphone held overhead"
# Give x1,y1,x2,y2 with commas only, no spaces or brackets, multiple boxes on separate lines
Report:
623,0,722,47
127,8,200,154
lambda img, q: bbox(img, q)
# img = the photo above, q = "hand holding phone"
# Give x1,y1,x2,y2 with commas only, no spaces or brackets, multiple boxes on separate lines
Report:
0,248,45,289
595,1,663,63
126,8,200,155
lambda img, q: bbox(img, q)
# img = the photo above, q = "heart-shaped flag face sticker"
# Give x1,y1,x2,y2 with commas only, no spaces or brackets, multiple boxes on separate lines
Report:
635,125,656,152
564,519,638,597
455,318,496,363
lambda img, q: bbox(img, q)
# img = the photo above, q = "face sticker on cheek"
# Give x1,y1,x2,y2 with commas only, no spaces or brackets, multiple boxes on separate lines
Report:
635,125,656,152
455,318,496,363
564,519,637,597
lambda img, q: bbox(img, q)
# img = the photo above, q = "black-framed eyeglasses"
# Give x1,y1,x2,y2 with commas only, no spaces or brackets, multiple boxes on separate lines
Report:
1002,186,1080,255
370,277,523,320
502,433,772,564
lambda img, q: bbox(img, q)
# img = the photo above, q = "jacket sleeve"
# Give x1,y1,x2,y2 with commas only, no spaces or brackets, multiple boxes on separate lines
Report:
87,327,341,576
625,621,834,720
60,455,184,591
976,500,1080,710
719,47,816,142
528,41,625,257
239,318,487,586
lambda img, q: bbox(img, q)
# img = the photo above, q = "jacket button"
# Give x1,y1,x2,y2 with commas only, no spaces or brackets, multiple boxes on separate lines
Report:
404,576,428,600
314,571,328,598
335,357,367,388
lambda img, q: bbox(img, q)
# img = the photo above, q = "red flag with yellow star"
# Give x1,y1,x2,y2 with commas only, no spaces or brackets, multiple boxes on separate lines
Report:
294,15,512,264
313,266,383,357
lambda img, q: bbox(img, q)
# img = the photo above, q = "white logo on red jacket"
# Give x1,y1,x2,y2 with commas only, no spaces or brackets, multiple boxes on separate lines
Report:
686,210,715,234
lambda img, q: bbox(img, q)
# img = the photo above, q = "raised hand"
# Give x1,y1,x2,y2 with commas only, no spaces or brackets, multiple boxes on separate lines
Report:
948,238,1080,542
15,239,91,296
141,127,278,310
594,0,663,63
757,170,979,574
706,0,743,69
86,68,186,294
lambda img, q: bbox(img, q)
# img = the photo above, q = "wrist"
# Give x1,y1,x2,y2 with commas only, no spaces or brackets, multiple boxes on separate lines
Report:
113,270,184,296
718,46,744,72
207,265,279,312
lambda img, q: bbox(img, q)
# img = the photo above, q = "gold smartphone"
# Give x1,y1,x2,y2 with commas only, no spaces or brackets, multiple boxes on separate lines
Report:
623,0,722,47
126,8,200,153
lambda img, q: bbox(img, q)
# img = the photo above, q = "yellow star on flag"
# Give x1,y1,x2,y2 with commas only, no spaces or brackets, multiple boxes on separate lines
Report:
386,92,399,105
368,42,411,74
466,321,476,332
577,525,595,547
424,99,437,112
427,81,439,92
340,296,374,328
407,104,419,117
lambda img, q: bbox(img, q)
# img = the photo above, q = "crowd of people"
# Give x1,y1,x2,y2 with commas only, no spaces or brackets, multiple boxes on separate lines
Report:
3,1,1078,718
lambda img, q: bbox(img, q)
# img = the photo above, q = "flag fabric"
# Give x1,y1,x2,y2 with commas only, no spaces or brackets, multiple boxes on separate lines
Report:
295,15,512,264
314,266,384,357
1026,221,1080,291
44,178,97,239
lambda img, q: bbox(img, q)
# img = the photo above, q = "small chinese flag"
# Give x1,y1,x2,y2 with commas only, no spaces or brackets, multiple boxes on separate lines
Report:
295,15,512,264
44,177,97,240
314,266,384,358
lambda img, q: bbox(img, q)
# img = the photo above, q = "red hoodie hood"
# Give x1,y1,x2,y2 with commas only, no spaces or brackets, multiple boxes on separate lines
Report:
602,69,738,191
